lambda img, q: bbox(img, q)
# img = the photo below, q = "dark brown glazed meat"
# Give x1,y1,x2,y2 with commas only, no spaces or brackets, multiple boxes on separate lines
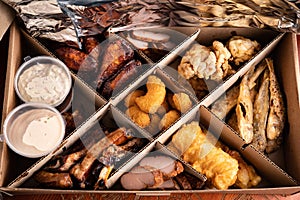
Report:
55,47,89,71
101,60,142,98
96,39,134,89
34,171,73,189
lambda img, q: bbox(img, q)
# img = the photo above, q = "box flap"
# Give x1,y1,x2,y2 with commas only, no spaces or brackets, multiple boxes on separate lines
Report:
0,1,15,41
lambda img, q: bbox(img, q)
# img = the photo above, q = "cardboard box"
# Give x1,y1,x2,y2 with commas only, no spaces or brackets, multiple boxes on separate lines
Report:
1,3,300,198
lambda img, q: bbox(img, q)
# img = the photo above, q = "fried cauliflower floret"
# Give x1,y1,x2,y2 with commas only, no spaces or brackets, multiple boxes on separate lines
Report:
211,40,234,80
124,90,145,107
224,148,261,189
135,76,166,114
178,44,217,80
159,110,180,130
227,36,261,66
170,122,239,190
126,105,150,128
172,93,193,113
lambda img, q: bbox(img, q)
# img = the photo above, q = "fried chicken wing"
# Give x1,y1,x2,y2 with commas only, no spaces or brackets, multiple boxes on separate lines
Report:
178,44,217,80
135,75,166,114
227,36,260,66
211,40,234,80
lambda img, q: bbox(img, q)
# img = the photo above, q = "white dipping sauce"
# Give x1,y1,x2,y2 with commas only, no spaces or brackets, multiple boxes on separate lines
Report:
17,63,70,106
8,109,63,157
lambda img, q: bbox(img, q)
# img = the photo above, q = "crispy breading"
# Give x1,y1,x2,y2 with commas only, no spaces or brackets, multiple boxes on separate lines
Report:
126,105,150,128
124,90,145,107
227,36,260,66
135,76,166,114
172,93,193,113
159,110,180,130
252,69,269,152
170,122,239,190
178,44,217,80
266,58,285,141
236,69,254,144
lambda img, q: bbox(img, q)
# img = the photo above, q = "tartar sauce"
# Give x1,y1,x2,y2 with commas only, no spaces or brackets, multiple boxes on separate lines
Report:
8,109,64,157
17,63,70,106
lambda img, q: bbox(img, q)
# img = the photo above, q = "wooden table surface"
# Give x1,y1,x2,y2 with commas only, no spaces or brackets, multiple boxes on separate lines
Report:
1,35,300,200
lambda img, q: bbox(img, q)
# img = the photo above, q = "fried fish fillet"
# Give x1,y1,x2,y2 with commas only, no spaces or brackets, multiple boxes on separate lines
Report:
252,69,269,152
266,58,285,141
170,122,239,190
236,69,254,144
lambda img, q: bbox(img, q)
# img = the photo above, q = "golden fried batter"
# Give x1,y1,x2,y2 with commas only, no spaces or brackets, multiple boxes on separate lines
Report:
126,105,150,128
124,90,145,107
159,110,180,131
170,122,239,190
227,36,260,66
135,76,166,114
172,93,193,113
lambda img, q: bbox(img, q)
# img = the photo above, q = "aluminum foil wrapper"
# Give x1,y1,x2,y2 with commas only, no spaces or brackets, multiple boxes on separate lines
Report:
2,0,300,46
2,0,78,43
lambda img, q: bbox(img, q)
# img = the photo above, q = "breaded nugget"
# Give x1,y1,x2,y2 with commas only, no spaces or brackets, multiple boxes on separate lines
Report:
124,90,145,107
147,114,161,134
156,98,169,116
172,93,193,113
126,105,150,128
159,110,180,130
135,76,166,114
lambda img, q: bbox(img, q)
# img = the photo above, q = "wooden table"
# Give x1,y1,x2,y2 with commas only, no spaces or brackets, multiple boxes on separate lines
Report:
1,35,300,200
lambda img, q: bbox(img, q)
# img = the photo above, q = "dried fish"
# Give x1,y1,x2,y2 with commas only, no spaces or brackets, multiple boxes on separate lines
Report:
252,69,270,152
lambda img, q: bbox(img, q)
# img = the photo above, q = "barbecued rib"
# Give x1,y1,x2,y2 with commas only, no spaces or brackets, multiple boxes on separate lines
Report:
70,128,132,182
101,59,142,98
34,171,73,189
96,39,134,89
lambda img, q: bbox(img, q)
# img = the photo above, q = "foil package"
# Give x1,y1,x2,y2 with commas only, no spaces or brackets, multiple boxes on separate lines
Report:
2,0,300,46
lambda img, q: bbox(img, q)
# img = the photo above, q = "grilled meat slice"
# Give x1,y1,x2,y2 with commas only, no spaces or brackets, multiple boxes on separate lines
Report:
96,39,134,89
34,171,73,189
55,47,89,71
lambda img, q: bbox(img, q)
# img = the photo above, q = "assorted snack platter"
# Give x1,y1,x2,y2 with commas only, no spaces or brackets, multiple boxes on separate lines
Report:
1,25,299,194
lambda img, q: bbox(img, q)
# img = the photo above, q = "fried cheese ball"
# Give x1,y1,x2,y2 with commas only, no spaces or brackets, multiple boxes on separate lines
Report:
159,110,180,130
135,75,166,114
124,90,145,107
126,105,150,128
172,93,192,113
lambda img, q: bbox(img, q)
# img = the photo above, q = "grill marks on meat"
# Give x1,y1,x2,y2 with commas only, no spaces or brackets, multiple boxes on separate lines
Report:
101,60,142,98
96,39,134,89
